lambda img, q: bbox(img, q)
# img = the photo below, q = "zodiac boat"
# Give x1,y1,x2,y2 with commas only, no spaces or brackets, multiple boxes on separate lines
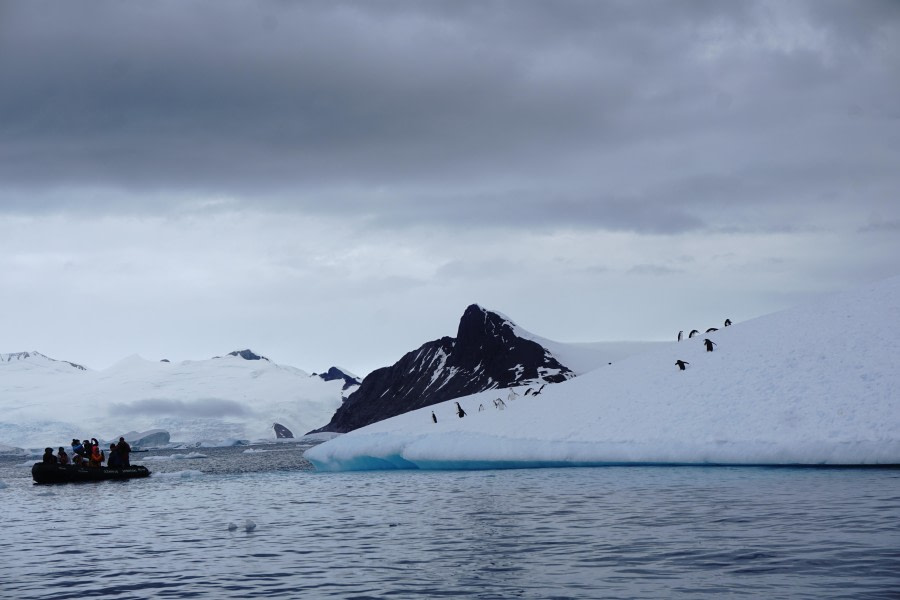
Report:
32,462,151,484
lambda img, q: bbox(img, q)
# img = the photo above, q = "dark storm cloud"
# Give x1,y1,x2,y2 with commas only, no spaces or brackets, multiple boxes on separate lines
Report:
1,0,898,233
108,397,251,418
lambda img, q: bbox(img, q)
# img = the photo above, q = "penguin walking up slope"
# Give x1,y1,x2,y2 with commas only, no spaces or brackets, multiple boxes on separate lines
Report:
455,402,467,418
675,360,689,371
431,411,437,423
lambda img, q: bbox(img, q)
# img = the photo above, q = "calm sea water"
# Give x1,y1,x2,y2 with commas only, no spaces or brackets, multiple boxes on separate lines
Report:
1,443,898,599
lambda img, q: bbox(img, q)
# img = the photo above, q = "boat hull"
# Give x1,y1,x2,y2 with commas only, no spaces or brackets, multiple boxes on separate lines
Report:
32,463,151,484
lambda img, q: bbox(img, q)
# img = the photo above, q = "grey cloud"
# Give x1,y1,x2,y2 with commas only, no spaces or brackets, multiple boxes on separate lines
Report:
0,1,898,237
627,264,683,276
859,219,900,233
108,397,251,418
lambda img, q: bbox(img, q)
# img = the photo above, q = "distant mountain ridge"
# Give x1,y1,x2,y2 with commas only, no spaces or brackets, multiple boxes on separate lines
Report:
312,304,576,434
0,348,355,449
0,351,87,371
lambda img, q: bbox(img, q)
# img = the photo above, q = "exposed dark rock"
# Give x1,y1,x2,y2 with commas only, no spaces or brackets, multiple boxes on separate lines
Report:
273,423,294,439
225,349,270,361
310,304,573,434
314,366,361,391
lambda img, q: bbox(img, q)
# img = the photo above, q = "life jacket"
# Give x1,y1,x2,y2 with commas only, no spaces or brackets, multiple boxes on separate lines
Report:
90,445,103,464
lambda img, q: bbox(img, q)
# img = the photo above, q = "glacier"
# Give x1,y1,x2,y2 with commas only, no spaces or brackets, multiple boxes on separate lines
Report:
305,276,900,470
0,352,350,449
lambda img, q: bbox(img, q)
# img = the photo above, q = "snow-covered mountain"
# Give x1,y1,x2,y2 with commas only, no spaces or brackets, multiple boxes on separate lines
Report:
0,350,357,449
313,304,667,434
1,351,88,372
305,276,900,470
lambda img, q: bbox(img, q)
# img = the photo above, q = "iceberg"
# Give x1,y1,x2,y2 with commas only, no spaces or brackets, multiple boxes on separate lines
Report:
305,276,900,471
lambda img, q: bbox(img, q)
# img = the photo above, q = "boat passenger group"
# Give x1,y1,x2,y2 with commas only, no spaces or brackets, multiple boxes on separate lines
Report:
41,437,132,468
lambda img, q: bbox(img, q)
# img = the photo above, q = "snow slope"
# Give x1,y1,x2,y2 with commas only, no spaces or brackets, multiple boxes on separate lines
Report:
305,276,900,470
0,352,351,449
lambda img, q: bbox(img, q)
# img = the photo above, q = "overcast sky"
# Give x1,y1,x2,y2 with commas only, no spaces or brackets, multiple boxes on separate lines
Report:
1,0,898,376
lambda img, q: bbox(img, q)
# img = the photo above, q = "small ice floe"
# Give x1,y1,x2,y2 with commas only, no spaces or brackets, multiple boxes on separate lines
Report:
242,448,270,454
227,522,238,531
142,452,208,462
154,470,205,480
244,519,256,532
16,460,38,468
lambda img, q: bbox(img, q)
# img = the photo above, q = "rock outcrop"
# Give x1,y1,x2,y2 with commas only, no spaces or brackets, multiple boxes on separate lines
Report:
311,304,573,433
315,366,361,391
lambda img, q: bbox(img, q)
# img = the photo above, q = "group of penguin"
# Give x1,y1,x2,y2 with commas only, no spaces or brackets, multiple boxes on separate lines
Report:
427,318,734,425
431,384,546,423
675,318,732,371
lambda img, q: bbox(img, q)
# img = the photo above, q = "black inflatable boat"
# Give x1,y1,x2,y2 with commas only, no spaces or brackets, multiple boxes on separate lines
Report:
32,462,151,484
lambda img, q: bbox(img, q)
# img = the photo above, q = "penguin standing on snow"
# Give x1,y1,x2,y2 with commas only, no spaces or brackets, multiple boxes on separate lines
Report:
724,318,732,326
431,411,437,423
678,330,683,342
675,360,689,371
455,402,467,418
688,329,699,338
703,338,717,352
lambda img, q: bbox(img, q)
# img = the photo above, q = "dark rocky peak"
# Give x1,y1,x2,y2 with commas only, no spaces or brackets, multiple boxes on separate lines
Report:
456,304,514,344
225,349,270,361
315,366,362,391
310,305,573,434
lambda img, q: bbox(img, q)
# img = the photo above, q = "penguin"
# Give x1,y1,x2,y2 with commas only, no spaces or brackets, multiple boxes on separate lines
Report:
689,329,699,338
675,360,689,371
431,411,437,423
678,330,683,342
455,401,466,418
524,387,534,396
724,318,732,326
706,327,718,333
703,338,716,352
493,398,506,410
478,403,485,412
531,384,546,396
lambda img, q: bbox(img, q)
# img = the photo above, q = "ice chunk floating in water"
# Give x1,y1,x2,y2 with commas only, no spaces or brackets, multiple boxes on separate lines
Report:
305,276,900,471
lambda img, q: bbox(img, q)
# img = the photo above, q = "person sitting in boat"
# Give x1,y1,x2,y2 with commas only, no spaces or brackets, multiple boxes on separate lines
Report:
42,447,58,464
107,443,123,468
88,442,105,468
116,437,132,467
71,438,83,456
57,447,70,465
77,439,92,458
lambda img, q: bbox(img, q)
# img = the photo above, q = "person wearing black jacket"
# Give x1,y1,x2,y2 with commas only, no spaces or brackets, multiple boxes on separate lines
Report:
116,437,132,467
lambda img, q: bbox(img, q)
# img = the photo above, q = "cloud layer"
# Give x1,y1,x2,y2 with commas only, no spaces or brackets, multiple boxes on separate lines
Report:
1,1,898,373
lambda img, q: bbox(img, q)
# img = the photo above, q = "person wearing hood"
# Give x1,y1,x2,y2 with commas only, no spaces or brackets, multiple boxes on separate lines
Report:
42,448,58,464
